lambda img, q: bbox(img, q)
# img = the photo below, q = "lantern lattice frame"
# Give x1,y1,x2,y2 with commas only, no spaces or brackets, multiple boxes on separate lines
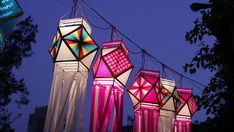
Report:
49,17,99,71
128,69,161,108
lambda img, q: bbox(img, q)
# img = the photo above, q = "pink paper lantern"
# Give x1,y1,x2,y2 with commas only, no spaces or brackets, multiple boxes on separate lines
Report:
128,69,161,132
173,88,198,132
90,40,133,132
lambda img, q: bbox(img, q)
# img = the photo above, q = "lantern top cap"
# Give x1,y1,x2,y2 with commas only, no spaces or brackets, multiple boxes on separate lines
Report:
59,17,91,33
161,78,176,86
137,69,160,78
177,88,193,101
177,88,192,92
59,17,86,26
103,40,129,55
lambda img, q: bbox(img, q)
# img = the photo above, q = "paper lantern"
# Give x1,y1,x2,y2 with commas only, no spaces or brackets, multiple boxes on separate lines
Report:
173,88,198,132
0,32,5,52
44,18,99,132
159,78,177,132
128,69,161,132
90,40,133,132
0,0,23,36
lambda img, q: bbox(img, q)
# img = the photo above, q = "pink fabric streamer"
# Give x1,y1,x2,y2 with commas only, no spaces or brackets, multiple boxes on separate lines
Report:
90,80,124,132
173,117,191,132
134,105,159,132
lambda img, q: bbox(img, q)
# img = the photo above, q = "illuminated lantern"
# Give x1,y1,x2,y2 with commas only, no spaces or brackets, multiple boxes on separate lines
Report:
90,40,133,132
159,79,177,132
173,88,198,132
128,69,161,132
0,0,23,36
44,18,99,132
0,32,4,52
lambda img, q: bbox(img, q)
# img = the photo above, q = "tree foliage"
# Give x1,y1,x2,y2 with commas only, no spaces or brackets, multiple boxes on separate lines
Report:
0,17,38,131
184,0,234,131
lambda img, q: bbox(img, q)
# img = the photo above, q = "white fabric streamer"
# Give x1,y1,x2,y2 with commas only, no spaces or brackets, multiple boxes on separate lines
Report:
44,64,88,132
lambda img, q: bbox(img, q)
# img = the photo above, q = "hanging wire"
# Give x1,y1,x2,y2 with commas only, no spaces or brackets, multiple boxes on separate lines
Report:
162,64,166,78
179,75,183,88
128,50,141,54
80,0,207,90
141,49,146,68
87,19,111,30
70,0,78,18
121,28,189,60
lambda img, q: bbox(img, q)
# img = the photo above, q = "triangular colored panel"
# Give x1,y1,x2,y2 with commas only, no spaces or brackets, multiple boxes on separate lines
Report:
93,55,101,75
102,48,117,56
143,75,158,85
49,31,61,59
81,50,97,69
64,27,98,59
64,28,81,58
162,97,175,111
188,97,198,115
173,90,181,109
80,28,98,58
143,88,158,103
178,91,191,101
129,93,139,107
59,25,80,36
178,104,191,116
117,68,132,85
96,60,112,77
56,41,76,61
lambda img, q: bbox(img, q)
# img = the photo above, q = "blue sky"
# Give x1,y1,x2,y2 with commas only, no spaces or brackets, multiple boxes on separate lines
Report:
12,0,210,131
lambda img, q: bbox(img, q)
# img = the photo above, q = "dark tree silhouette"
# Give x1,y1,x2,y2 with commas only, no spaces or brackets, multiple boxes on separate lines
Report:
184,0,234,131
0,17,38,131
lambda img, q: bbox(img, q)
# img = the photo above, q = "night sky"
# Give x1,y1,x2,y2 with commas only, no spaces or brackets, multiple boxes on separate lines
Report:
13,0,211,131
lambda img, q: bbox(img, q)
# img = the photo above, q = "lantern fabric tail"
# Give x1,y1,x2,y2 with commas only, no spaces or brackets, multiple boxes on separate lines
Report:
159,110,175,132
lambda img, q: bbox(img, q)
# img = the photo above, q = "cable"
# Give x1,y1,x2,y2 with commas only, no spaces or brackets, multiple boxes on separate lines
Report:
80,0,207,89
89,21,111,30
128,50,141,54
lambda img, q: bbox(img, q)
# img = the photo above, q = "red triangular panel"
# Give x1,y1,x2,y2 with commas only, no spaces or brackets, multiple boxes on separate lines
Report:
178,92,191,101
96,60,112,77
143,88,159,104
143,75,158,84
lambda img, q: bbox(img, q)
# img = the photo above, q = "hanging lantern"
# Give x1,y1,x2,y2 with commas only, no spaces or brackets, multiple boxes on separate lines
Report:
173,88,198,132
44,17,99,132
0,0,23,36
128,69,161,132
158,78,177,132
90,40,133,132
0,31,5,52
